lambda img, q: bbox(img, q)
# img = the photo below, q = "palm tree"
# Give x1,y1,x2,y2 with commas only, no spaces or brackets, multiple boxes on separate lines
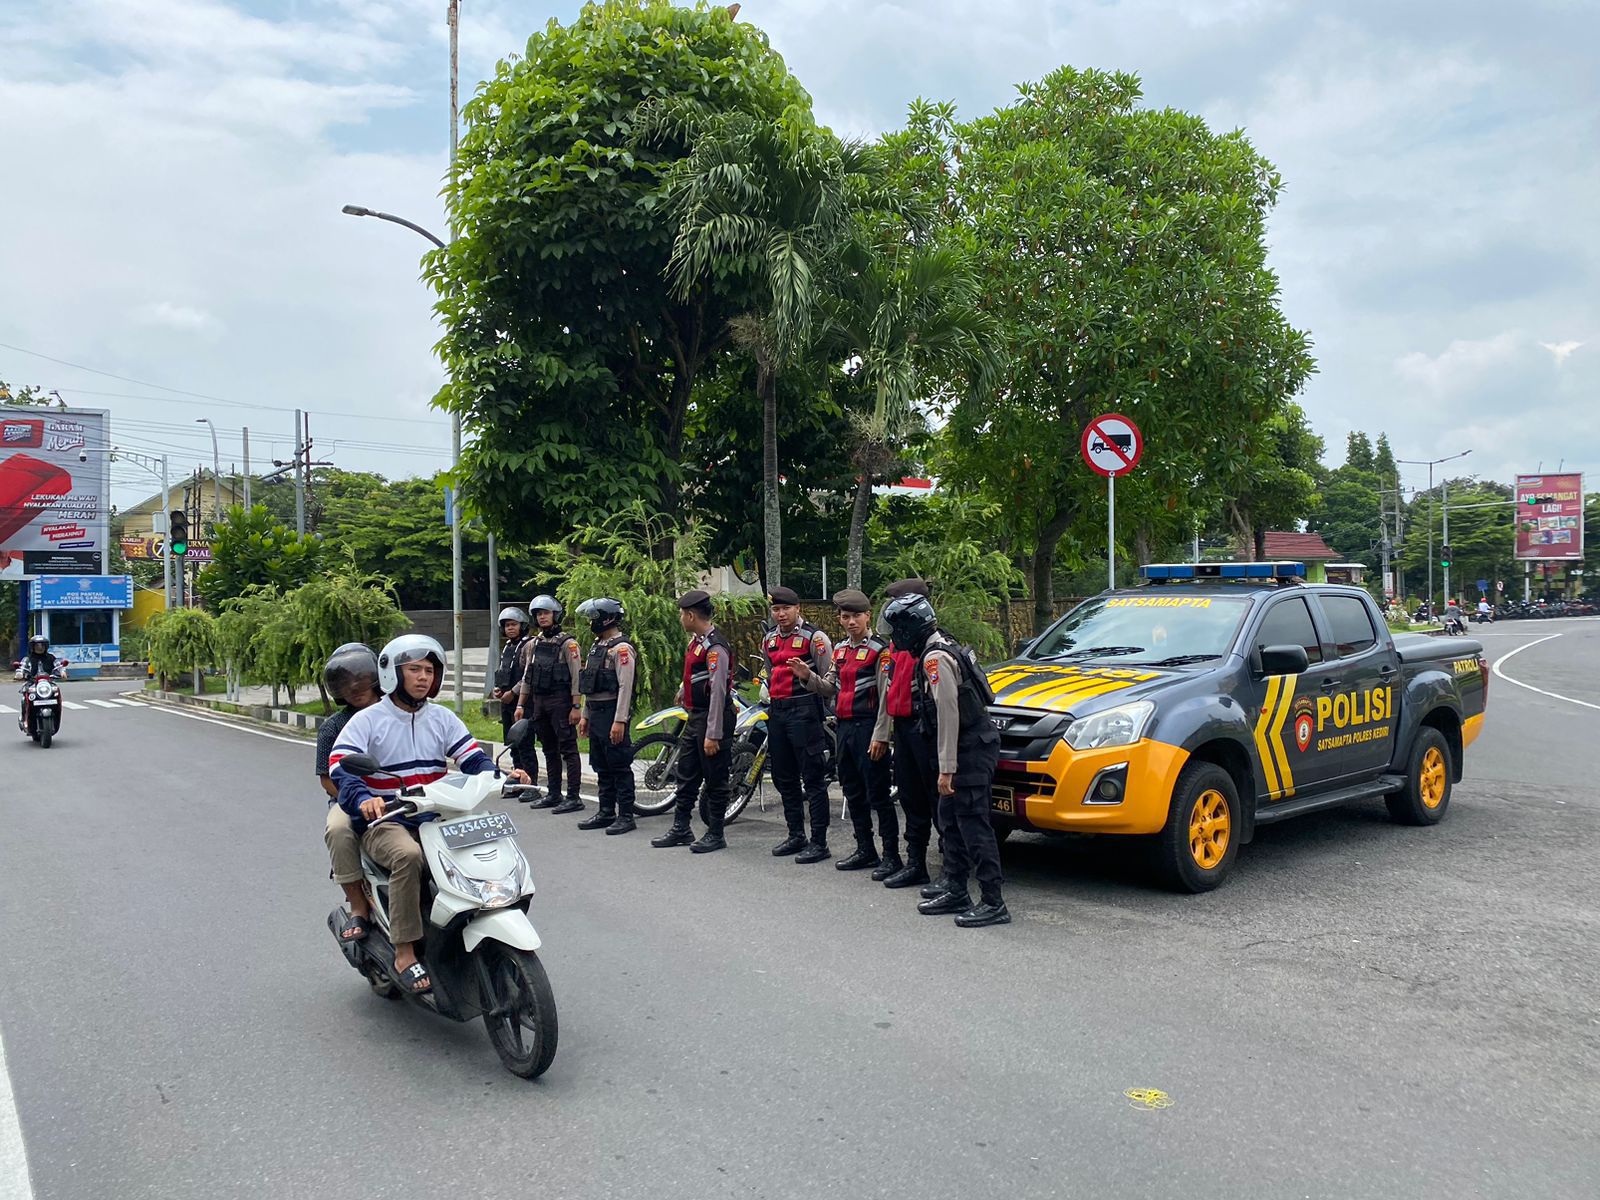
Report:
663,106,861,589
823,235,995,589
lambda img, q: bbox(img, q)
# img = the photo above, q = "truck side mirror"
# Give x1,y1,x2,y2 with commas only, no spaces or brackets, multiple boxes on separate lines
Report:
1014,636,1038,658
1257,644,1310,676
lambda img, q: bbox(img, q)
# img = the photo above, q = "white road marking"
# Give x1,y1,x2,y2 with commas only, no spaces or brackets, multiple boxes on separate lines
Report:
0,706,13,715
61,702,87,711
110,699,147,707
141,702,313,745
1492,633,1600,712
86,699,119,709
0,1020,36,1200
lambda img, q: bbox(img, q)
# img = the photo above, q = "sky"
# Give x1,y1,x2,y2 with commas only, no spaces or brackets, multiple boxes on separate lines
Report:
1,0,1594,515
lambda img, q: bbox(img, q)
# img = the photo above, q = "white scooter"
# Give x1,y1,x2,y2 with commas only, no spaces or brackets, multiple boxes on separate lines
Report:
329,724,558,1079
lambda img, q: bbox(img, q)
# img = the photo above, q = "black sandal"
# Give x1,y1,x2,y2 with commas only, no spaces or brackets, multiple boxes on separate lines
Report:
339,912,371,943
397,962,432,994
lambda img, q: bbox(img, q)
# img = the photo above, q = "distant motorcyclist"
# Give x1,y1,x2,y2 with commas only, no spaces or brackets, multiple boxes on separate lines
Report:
20,634,61,679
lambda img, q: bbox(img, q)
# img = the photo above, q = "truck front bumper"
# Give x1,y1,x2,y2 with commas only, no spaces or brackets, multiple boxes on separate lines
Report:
992,738,1190,836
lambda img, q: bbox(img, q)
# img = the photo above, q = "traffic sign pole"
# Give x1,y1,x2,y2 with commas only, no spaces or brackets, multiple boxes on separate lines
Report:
1108,471,1116,591
1081,413,1143,593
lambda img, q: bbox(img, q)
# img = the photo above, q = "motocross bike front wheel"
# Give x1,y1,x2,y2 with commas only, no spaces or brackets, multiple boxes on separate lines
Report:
629,732,682,816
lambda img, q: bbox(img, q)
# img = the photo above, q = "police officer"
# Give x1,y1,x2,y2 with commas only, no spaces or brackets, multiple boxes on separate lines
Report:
792,588,900,875
492,607,534,777
514,595,584,813
882,592,1010,927
762,585,834,863
575,598,638,834
872,578,941,888
651,589,736,854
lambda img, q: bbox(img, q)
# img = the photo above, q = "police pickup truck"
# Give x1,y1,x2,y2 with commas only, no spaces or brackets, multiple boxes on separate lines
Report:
988,562,1488,891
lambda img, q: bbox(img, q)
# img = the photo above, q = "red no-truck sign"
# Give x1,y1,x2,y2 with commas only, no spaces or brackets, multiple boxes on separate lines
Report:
1081,413,1144,477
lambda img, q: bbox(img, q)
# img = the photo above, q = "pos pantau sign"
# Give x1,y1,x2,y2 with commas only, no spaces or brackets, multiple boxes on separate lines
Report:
1514,473,1584,562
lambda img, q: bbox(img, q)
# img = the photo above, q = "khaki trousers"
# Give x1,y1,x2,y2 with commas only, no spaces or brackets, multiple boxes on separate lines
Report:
324,805,364,884
362,822,427,944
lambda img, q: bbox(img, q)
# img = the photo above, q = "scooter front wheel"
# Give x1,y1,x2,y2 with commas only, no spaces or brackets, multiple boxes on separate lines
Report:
37,713,53,749
481,945,558,1080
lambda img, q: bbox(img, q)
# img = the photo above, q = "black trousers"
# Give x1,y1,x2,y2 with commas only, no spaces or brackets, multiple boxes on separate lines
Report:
892,716,941,854
938,750,1004,905
768,701,830,840
528,691,582,801
837,717,897,853
500,703,536,777
670,713,731,832
586,699,635,816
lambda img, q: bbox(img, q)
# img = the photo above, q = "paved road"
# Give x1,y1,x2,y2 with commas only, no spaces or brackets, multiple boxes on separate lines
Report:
2,622,1597,1199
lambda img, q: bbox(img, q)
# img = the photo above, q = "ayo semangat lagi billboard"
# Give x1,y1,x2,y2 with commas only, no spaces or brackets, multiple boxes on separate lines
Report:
0,407,110,578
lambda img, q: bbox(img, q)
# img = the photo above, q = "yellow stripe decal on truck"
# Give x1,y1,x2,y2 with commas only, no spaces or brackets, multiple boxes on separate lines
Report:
1255,675,1284,798
1269,678,1296,797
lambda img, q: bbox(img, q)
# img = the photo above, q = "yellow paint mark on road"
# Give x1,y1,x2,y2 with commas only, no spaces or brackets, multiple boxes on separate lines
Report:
1124,1088,1173,1110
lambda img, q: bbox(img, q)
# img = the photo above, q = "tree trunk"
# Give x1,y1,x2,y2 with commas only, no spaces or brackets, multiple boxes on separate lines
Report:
1134,526,1151,571
846,470,874,591
1253,526,1267,559
271,683,281,707
1030,506,1074,634
192,664,202,695
761,365,782,589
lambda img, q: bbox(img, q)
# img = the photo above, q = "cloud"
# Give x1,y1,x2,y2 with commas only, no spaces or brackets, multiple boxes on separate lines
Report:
133,302,222,333
1539,341,1584,365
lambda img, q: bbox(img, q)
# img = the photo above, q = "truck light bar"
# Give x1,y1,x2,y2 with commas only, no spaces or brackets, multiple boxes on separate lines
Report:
1140,562,1307,582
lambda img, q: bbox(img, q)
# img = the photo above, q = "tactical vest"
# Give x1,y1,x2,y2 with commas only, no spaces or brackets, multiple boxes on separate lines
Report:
580,637,633,695
763,622,821,703
915,637,999,786
885,648,917,719
832,636,886,720
529,632,574,695
494,636,527,691
682,626,734,713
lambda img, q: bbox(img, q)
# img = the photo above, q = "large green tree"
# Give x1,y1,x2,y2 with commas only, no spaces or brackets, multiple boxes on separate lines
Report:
429,0,810,546
895,73,1316,630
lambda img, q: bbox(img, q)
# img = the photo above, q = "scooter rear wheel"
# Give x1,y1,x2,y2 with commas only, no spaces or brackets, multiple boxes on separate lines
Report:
481,945,558,1080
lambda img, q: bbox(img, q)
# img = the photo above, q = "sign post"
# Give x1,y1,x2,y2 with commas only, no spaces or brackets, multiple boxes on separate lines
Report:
1081,413,1144,591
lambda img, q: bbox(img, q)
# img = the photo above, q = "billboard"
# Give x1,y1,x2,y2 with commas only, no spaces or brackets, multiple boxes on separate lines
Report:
0,408,110,578
1514,473,1585,562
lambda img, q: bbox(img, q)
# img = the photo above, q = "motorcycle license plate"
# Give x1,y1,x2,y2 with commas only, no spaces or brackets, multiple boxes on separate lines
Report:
440,811,517,849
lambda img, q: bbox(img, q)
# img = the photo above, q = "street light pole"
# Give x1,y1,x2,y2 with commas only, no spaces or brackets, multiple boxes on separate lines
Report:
1398,449,1470,616
448,0,465,714
196,418,220,525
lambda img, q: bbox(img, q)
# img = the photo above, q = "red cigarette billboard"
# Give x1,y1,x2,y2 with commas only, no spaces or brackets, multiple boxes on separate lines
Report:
1514,473,1585,562
0,409,111,578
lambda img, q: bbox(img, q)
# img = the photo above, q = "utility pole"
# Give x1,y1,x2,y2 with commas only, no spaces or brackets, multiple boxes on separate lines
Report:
1442,479,1452,607
242,426,251,507
161,453,172,609
293,408,306,535
485,530,498,702
448,0,465,712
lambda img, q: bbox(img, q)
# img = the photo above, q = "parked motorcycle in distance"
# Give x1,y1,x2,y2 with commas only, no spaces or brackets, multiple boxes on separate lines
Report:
630,684,754,817
328,721,558,1080
704,655,838,828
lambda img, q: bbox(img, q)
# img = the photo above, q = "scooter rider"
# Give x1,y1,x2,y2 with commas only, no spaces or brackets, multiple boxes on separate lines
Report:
881,594,1010,928
316,643,384,944
762,586,835,864
514,595,584,813
652,589,736,854
576,598,638,835
18,633,64,730
492,607,535,779
791,589,900,876
330,634,531,993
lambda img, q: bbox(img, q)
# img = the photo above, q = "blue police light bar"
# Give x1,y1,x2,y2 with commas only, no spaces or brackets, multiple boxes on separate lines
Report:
1140,561,1307,581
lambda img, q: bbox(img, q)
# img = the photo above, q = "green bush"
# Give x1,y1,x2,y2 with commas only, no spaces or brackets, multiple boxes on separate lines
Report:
118,625,150,663
146,608,219,691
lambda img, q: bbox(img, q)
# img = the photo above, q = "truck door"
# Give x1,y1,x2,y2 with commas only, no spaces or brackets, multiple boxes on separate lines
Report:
1247,594,1345,801
1306,593,1399,783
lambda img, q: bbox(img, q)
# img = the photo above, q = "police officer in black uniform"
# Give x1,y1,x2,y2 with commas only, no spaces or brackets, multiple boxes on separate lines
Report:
882,592,1011,928
575,598,638,835
515,595,584,813
761,586,835,863
492,607,534,777
873,578,942,888
651,589,736,854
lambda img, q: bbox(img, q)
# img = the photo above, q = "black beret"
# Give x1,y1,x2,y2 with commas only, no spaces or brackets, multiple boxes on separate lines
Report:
768,586,801,605
831,588,871,613
677,589,712,609
884,577,931,599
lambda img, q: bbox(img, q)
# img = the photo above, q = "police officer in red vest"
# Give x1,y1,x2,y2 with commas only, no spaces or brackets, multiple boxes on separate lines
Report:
872,578,942,888
762,586,835,863
792,588,900,876
651,589,737,854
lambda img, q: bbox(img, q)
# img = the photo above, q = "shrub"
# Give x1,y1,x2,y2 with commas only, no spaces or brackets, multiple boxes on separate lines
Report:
146,608,219,692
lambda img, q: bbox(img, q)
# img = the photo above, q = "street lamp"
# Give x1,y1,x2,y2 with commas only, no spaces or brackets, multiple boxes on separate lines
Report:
195,418,220,525
1397,449,1471,615
341,201,465,711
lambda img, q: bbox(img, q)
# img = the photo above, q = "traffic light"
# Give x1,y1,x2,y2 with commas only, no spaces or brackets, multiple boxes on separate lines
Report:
169,509,189,557
1440,544,1453,568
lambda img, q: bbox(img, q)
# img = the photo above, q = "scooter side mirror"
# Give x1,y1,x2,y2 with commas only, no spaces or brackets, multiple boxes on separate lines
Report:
506,718,532,746
338,752,382,777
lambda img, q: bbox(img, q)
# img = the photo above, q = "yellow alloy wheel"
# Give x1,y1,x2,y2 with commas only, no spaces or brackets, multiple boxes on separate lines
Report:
1420,745,1447,810
1188,788,1231,870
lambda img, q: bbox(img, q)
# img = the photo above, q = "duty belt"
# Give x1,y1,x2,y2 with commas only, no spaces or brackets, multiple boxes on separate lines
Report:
769,695,820,712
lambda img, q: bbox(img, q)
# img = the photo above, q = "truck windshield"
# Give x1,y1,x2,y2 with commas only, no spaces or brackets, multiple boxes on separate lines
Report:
1027,594,1253,664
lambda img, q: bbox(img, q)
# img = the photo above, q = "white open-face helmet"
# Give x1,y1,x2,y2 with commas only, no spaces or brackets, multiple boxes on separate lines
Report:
498,606,530,632
378,634,447,699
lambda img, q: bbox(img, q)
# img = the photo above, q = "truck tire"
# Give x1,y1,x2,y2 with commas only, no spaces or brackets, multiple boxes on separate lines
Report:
1151,761,1240,893
1385,725,1452,826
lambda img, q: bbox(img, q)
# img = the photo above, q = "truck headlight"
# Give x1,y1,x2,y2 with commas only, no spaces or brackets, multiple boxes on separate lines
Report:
1063,701,1154,751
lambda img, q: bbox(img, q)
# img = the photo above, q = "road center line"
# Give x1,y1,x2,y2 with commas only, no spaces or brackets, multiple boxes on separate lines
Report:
1492,633,1600,712
141,702,314,745
0,1021,36,1200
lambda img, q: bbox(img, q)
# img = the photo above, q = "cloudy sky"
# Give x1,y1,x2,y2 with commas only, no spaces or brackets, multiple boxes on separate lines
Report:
1,0,1594,514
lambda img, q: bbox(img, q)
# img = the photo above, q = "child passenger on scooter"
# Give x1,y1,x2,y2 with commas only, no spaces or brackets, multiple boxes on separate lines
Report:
317,644,384,947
